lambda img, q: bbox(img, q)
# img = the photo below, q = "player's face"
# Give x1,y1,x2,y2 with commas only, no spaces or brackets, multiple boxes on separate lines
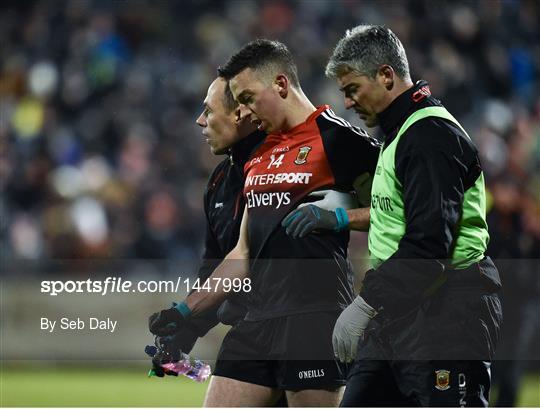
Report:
337,70,389,128
229,68,284,133
196,78,241,155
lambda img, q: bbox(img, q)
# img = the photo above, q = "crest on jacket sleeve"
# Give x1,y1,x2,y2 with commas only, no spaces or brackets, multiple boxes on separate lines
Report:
435,370,451,391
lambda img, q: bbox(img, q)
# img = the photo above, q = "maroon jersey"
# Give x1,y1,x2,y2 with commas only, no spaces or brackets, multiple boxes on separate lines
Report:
243,105,379,321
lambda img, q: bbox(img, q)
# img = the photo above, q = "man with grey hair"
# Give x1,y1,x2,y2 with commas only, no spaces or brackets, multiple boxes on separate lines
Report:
326,25,502,406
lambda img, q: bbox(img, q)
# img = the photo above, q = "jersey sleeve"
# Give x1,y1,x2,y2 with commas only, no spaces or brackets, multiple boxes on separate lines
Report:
316,110,380,191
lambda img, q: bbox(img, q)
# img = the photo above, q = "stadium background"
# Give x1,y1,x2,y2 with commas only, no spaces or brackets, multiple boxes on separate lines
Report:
1,0,539,406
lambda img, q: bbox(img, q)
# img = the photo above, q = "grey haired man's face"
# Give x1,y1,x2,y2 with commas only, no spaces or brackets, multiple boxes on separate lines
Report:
336,69,393,128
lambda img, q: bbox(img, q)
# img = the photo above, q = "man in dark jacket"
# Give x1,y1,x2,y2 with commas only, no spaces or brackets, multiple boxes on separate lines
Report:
325,25,503,407
155,75,285,404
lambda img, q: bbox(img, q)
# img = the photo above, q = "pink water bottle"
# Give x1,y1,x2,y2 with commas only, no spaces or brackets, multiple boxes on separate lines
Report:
145,344,211,382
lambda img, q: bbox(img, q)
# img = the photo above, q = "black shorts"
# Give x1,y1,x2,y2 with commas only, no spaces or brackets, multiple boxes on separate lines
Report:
213,311,348,390
341,358,492,407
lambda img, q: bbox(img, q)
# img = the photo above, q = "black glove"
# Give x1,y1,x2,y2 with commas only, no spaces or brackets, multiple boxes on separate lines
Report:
145,342,180,378
282,205,344,238
150,354,167,377
148,303,189,336
158,325,199,355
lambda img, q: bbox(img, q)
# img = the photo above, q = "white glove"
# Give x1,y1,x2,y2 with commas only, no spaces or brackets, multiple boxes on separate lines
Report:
297,189,358,211
332,295,377,363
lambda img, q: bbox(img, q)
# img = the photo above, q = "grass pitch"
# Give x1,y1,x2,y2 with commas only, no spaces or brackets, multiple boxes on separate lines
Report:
1,365,539,407
0,365,207,407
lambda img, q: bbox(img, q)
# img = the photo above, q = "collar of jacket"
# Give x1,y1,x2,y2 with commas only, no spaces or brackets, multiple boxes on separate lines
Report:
228,130,266,166
377,80,434,142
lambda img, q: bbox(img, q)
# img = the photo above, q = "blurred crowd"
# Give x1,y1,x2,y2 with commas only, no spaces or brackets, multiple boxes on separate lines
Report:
1,0,539,268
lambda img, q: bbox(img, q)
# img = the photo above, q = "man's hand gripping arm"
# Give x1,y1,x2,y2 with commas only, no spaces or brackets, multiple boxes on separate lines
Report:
282,189,370,238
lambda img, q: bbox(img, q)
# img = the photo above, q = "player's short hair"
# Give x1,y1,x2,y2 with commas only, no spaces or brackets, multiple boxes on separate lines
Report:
326,25,411,81
218,39,300,89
